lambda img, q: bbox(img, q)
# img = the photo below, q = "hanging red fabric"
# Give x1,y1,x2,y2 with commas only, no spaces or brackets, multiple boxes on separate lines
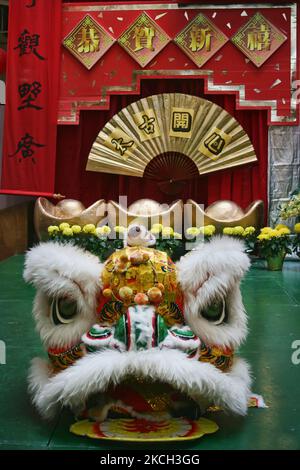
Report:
0,0,62,196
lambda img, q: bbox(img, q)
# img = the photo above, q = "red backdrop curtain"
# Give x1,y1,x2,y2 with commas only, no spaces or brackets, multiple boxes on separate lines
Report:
55,78,268,212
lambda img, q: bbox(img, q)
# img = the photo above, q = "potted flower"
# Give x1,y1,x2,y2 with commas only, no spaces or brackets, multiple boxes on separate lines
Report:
222,226,257,254
292,222,300,258
185,225,216,245
256,225,291,271
151,224,184,259
279,188,300,220
48,223,123,261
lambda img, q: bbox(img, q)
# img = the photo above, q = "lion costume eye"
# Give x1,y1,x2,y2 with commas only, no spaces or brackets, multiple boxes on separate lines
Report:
51,298,77,325
128,225,146,239
201,299,226,325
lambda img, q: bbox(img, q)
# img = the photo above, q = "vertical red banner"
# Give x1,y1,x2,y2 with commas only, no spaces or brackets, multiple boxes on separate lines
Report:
0,0,62,195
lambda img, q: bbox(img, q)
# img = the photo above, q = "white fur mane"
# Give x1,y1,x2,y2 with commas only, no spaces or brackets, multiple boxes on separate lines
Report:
24,242,103,348
177,237,250,348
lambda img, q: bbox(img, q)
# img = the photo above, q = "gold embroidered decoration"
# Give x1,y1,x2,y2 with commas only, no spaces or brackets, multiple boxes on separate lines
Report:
48,343,84,372
100,247,181,319
199,343,233,372
98,300,125,325
156,301,184,327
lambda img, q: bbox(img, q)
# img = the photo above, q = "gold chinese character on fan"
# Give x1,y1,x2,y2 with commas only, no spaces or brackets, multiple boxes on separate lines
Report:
199,128,231,161
169,107,194,139
172,112,192,131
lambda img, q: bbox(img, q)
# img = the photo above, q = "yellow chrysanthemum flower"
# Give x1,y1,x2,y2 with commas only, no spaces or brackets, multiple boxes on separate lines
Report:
244,226,256,235
223,227,234,235
162,227,174,237
62,227,73,236
275,224,289,231
114,226,125,234
232,226,245,236
48,225,59,235
267,229,280,238
257,233,270,241
205,224,216,233
294,223,300,234
150,227,161,235
59,222,70,231
83,224,96,233
173,232,182,239
96,226,111,236
71,225,82,234
278,227,291,236
261,227,272,234
95,227,104,236
151,223,163,232
186,227,200,237
204,229,213,237
199,226,214,236
102,226,111,235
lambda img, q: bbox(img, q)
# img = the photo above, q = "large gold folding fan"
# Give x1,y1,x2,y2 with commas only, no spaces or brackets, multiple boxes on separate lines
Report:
87,93,257,180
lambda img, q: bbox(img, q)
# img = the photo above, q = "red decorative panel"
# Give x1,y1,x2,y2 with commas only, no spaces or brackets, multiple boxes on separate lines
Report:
59,2,299,126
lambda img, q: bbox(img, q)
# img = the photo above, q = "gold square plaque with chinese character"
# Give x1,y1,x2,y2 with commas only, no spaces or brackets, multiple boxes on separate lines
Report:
199,128,231,161
118,12,170,67
104,128,136,161
63,15,115,70
231,12,287,68
174,14,228,68
169,107,194,139
133,109,161,142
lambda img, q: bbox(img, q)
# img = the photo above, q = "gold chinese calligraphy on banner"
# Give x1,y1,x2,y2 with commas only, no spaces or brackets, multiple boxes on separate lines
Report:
231,12,287,68
63,11,288,72
118,12,170,67
63,15,115,70
174,14,228,68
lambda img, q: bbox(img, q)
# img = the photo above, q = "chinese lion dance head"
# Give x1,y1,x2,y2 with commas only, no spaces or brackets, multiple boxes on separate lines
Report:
24,230,251,425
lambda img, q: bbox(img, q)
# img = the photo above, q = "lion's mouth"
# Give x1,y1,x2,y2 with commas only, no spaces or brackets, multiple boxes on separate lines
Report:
29,345,251,423
79,378,205,423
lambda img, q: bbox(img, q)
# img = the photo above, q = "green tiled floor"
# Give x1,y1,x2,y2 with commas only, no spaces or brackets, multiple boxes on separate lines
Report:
0,255,300,450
